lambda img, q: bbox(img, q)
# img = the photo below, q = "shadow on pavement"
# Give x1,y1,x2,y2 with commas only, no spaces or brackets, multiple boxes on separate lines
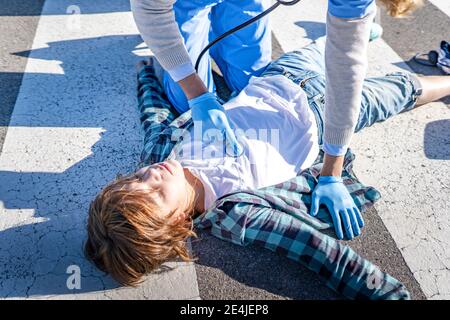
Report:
0,34,144,297
0,0,46,153
392,59,448,77
424,119,450,160
0,0,130,16
294,21,326,42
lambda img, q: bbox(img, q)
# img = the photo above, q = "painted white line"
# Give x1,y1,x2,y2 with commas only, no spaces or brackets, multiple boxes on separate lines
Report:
0,0,199,299
272,0,450,299
429,0,450,17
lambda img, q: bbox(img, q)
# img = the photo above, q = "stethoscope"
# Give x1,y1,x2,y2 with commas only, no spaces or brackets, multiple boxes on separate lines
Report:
193,0,303,158
194,0,303,72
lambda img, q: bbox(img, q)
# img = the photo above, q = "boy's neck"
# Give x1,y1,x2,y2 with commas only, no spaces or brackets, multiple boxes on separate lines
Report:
183,168,205,215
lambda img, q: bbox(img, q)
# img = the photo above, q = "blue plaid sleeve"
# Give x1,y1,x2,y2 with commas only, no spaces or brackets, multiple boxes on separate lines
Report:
200,201,410,300
137,64,192,165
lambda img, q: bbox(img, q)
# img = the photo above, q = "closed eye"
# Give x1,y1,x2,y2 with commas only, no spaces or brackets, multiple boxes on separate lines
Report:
134,173,143,182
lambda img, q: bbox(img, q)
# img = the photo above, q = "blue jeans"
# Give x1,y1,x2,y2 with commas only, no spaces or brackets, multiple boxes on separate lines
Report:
261,37,423,146
164,0,272,113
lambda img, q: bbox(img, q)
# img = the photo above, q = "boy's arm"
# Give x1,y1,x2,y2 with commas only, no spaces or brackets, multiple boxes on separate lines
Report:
206,205,410,300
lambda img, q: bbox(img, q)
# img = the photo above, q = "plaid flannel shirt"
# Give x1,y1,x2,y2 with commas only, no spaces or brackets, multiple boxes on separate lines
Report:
136,64,411,300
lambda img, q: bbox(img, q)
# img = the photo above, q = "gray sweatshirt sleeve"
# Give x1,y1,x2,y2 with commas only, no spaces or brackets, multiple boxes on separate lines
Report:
130,0,194,81
323,6,377,156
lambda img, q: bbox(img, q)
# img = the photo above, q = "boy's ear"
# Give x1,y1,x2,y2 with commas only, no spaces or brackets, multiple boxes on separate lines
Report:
175,211,188,223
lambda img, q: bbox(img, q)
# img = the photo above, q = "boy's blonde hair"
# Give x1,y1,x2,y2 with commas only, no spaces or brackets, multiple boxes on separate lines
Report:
378,0,422,17
84,174,196,286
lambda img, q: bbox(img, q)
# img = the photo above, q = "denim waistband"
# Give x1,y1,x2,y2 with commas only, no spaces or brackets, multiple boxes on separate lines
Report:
262,65,423,148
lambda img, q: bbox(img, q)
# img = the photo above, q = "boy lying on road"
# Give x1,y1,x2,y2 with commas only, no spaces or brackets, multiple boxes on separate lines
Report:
85,37,450,296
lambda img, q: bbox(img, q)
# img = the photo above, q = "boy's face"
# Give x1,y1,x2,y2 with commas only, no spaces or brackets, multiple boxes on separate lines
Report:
126,159,189,221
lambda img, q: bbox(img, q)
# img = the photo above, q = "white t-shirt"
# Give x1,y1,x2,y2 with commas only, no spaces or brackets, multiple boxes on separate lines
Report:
175,74,320,209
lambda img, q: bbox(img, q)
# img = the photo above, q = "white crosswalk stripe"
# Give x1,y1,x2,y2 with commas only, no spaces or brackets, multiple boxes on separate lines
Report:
429,0,450,17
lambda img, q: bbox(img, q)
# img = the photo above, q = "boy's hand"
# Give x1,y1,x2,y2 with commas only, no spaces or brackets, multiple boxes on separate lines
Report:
310,176,364,240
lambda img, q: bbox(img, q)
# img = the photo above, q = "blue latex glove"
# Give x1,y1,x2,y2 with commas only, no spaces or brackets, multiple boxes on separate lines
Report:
310,176,365,240
188,92,243,156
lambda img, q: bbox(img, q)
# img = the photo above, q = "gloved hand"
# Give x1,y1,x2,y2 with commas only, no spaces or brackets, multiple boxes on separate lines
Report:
188,92,243,156
310,175,364,240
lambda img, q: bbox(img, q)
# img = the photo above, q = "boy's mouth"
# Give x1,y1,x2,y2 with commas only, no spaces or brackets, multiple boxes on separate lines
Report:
159,162,173,175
